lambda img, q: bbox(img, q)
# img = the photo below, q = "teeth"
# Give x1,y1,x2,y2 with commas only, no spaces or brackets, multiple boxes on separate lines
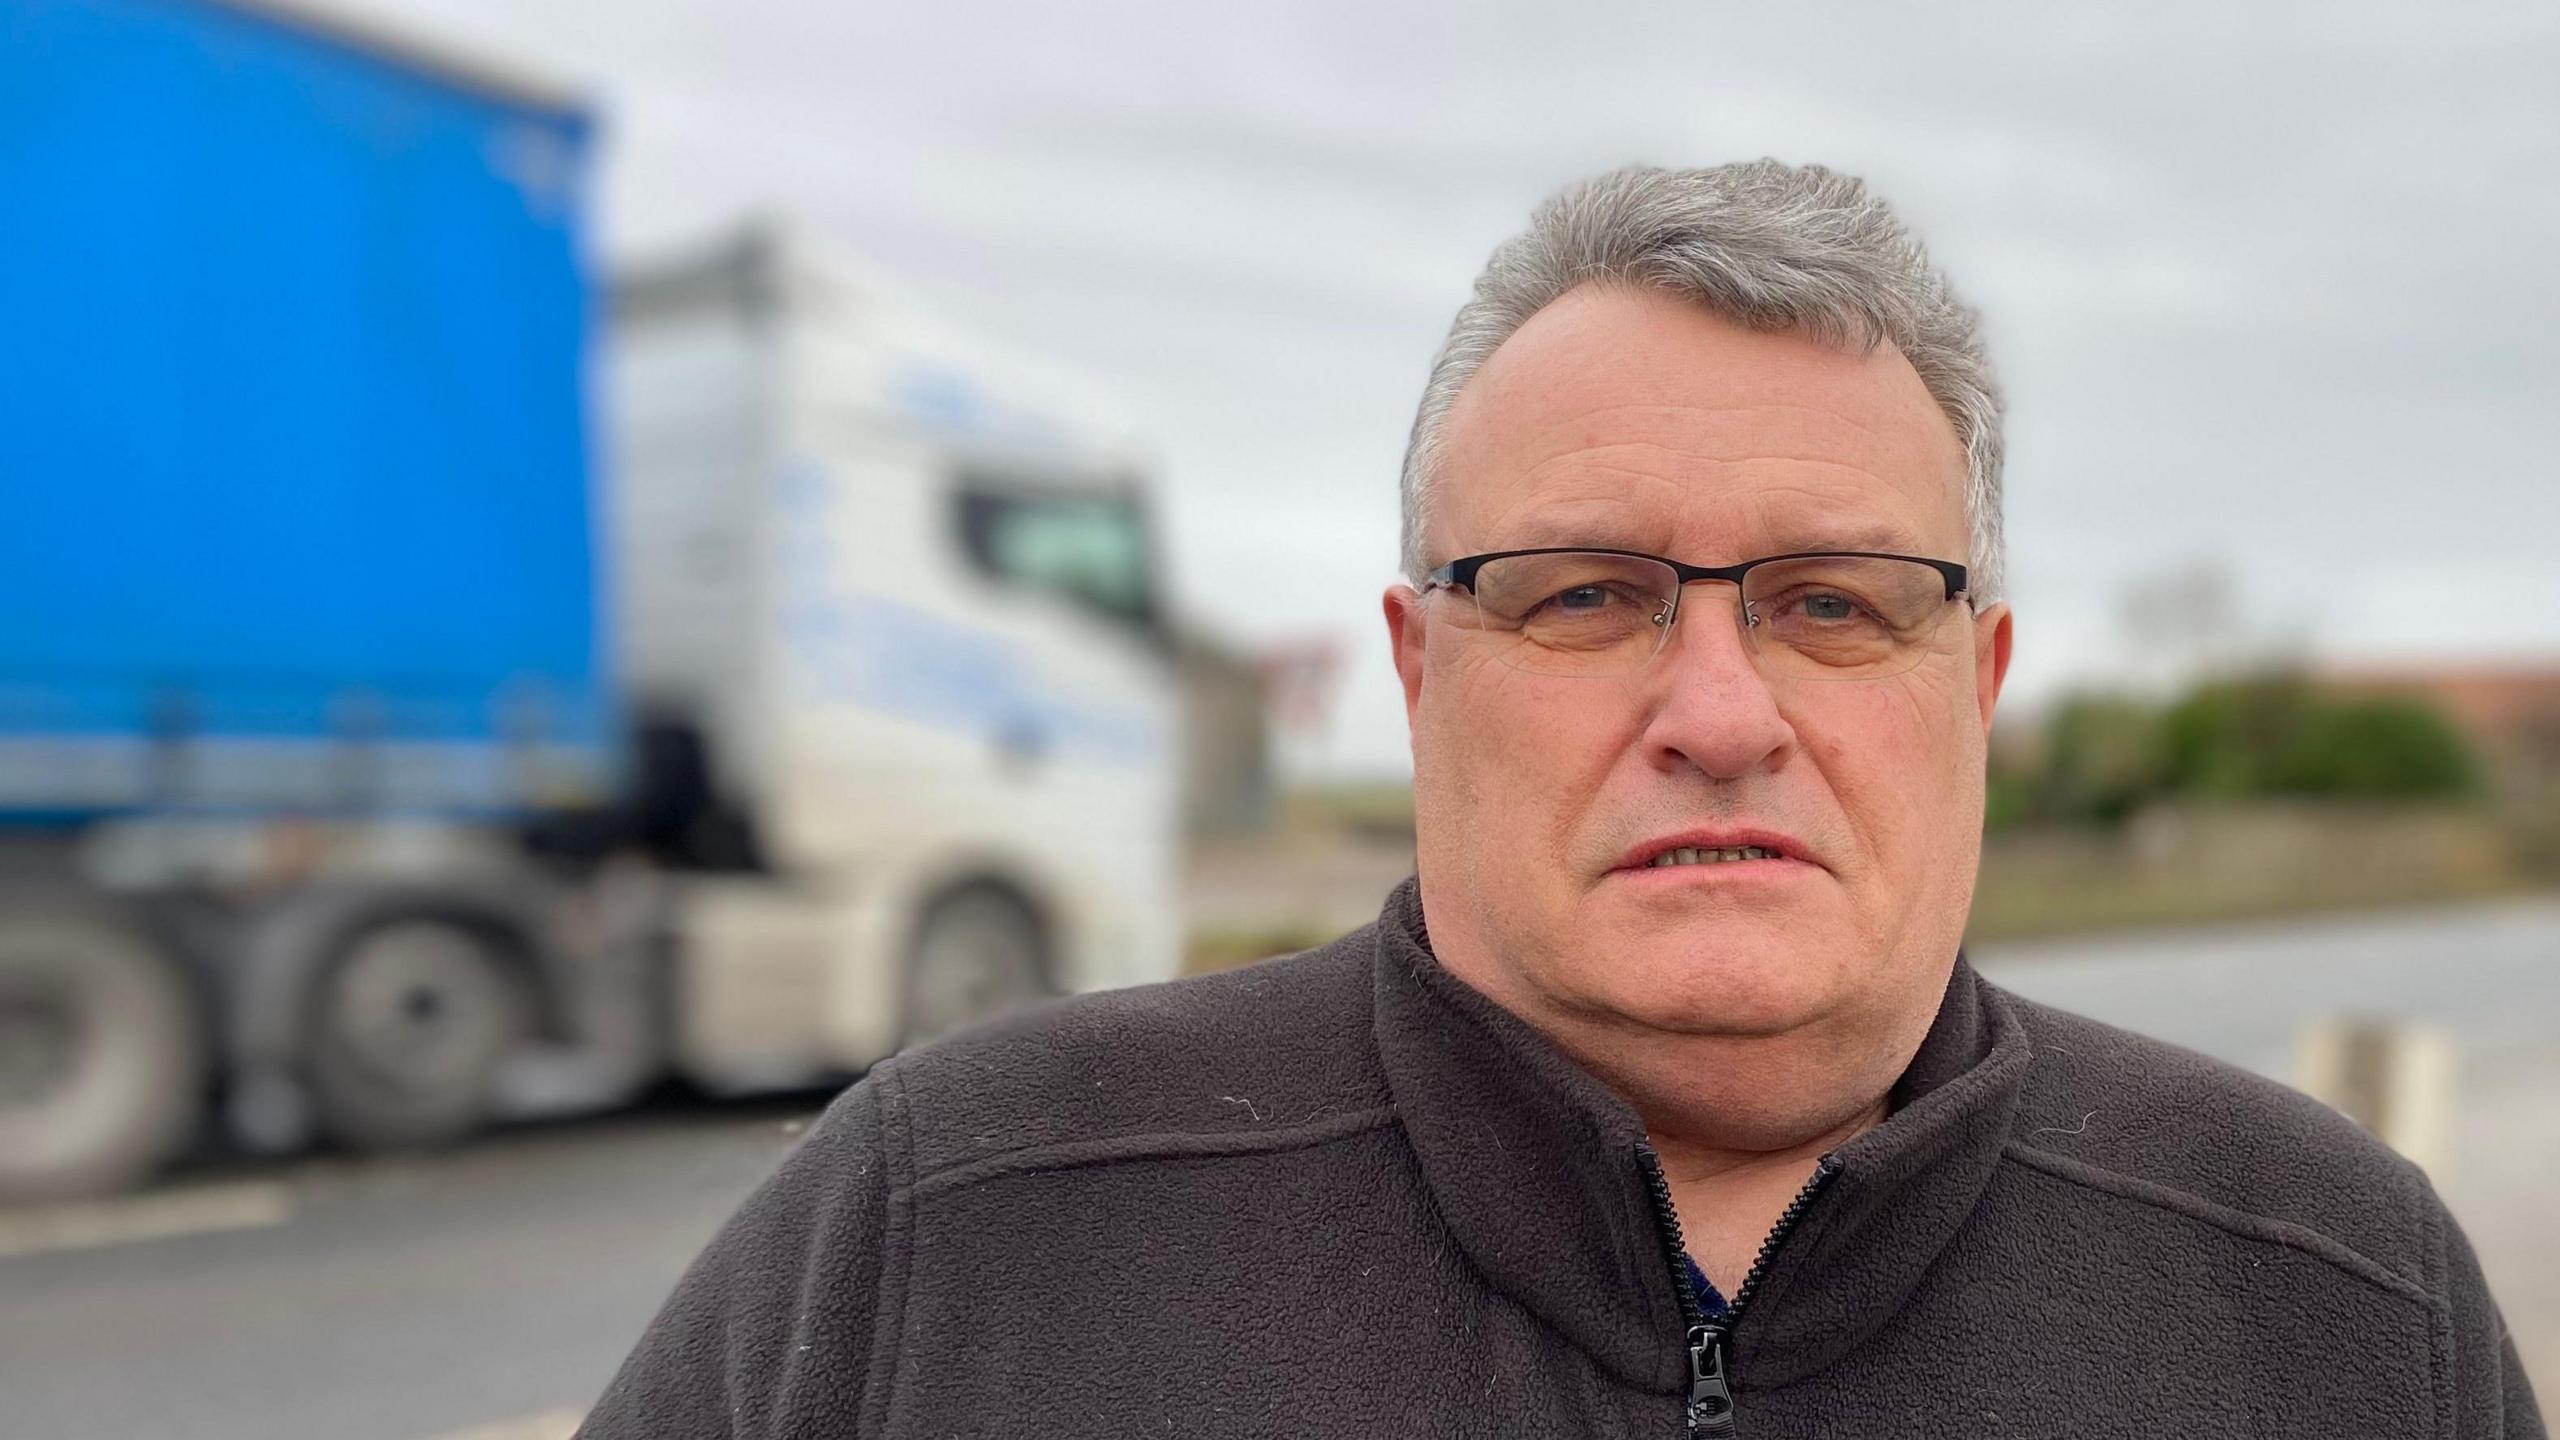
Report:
1647,845,1780,868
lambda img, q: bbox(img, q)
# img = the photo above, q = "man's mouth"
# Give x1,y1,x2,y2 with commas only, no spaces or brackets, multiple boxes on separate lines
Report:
1644,845,1785,868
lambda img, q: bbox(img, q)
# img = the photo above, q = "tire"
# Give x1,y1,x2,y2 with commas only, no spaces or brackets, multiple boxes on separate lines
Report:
896,887,1053,1051
304,917,529,1151
0,906,206,1201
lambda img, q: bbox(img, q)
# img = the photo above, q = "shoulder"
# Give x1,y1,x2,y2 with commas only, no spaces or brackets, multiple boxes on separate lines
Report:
1990,982,2442,1296
873,925,1398,1186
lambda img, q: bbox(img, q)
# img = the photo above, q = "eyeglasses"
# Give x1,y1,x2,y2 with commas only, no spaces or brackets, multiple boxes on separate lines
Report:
1420,548,1970,681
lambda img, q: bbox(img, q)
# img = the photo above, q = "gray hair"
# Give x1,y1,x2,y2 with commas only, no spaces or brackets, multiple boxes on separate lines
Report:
1399,161,2006,606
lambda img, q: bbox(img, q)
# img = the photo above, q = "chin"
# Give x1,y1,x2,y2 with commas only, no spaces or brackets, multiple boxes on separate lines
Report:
1580,913,1852,1038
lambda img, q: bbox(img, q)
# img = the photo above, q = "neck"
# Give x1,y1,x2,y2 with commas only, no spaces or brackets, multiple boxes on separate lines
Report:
1430,972,1915,1295
1649,1095,1887,1296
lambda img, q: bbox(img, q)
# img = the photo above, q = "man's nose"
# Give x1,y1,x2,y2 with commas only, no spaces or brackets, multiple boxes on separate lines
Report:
1635,586,1796,781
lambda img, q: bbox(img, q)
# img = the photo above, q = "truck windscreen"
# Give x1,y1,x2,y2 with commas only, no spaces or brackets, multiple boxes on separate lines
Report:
953,482,1161,636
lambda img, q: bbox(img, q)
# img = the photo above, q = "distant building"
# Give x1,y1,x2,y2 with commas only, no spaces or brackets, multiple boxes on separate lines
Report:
1176,629,1276,838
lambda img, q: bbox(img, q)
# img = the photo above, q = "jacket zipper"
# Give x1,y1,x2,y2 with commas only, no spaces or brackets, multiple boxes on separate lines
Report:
1635,1142,1839,1440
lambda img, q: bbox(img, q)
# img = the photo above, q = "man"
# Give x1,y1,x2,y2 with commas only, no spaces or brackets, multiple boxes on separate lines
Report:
579,163,2542,1437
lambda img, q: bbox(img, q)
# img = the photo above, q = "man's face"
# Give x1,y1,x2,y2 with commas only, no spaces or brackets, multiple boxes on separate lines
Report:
1387,283,2012,1081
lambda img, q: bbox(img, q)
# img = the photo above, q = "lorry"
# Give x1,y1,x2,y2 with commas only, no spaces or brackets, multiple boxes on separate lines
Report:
0,0,1183,1198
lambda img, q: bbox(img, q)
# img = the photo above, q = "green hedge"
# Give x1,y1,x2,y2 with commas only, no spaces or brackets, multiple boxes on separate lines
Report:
1997,674,2478,828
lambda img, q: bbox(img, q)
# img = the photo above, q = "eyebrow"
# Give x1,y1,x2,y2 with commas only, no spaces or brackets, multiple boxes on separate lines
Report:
1763,523,1931,556
1494,517,1658,553
1488,518,1930,558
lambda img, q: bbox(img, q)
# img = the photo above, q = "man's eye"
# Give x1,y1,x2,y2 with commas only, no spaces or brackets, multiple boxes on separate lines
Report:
1798,592,1862,621
1553,585,1616,611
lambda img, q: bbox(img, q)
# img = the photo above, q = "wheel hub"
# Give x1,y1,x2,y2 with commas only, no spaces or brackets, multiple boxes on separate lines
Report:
326,928,502,1091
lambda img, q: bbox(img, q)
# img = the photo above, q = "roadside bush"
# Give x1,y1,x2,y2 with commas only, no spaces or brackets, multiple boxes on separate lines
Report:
2161,675,2311,798
2038,695,2169,824
2266,699,2479,799
2025,674,2479,825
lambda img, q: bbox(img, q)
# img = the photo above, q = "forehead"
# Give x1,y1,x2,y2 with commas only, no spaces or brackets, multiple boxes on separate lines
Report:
1435,283,1969,558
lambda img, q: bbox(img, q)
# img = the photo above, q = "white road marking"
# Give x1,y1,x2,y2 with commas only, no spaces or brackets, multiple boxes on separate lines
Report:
405,1406,587,1440
0,1180,295,1260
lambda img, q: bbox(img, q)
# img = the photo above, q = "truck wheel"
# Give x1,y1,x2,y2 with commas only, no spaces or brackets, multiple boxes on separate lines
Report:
897,887,1052,1050
0,908,205,1200
304,918,528,1151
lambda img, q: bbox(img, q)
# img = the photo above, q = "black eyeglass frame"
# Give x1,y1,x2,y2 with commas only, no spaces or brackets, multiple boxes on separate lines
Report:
1422,547,1970,615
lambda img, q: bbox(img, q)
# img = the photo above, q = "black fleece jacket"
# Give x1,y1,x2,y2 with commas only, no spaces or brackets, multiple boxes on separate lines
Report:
578,878,2542,1437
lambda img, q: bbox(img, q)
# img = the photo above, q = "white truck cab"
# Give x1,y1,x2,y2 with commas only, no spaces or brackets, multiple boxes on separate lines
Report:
610,224,1185,1092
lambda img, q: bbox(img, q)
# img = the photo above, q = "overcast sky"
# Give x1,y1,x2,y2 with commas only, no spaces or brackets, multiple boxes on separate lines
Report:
336,0,2560,777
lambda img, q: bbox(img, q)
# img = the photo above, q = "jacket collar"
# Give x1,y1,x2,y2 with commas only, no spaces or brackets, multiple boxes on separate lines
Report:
1368,875,2032,1392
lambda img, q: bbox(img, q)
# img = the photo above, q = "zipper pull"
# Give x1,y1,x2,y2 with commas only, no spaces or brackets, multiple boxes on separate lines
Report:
1686,1323,1738,1438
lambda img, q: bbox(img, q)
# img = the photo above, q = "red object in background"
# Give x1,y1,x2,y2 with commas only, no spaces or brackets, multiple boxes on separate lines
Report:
1255,639,1343,736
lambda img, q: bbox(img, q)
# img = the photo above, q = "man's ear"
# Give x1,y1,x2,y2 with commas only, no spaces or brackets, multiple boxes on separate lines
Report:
1384,584,1428,728
1973,602,2013,734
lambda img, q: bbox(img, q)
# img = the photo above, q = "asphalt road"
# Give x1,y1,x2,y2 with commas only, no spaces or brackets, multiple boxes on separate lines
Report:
0,1096,830,1440
4,897,2553,1438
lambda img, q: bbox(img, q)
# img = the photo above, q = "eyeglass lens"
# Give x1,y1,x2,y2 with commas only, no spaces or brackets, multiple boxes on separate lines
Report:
1457,551,1955,680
